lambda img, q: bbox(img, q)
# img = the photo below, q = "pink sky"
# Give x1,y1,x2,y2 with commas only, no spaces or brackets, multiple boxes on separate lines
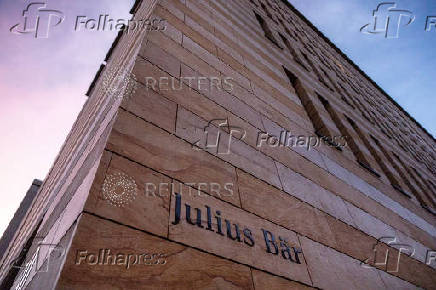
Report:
0,0,133,236
1,0,435,238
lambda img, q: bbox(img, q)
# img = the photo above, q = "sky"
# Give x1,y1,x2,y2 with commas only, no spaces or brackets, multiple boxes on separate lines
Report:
289,0,436,137
0,0,434,237
0,0,134,237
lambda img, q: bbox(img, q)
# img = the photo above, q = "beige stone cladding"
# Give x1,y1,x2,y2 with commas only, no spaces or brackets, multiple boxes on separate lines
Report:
2,0,435,289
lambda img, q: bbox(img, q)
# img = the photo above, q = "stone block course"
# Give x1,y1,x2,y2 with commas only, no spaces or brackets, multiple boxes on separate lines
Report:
5,0,435,289
168,183,313,285
58,214,256,290
84,153,171,238
107,109,241,207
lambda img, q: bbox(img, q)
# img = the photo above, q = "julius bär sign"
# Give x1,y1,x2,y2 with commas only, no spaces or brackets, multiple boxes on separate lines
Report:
171,193,304,266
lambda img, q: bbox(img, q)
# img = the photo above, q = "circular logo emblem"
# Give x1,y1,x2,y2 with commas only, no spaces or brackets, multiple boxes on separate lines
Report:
101,172,137,207
101,68,137,102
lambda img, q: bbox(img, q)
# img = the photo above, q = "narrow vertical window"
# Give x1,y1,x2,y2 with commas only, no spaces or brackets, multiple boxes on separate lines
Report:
428,180,436,201
278,18,299,42
316,96,348,149
337,83,355,109
344,117,380,177
319,67,335,92
412,168,436,207
369,136,412,197
370,137,417,198
261,2,275,22
254,12,280,47
346,125,394,181
300,51,334,92
284,67,328,137
278,32,309,71
392,152,434,207
283,67,343,149
249,0,258,7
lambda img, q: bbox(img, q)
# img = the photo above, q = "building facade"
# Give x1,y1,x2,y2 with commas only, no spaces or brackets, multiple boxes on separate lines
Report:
1,0,435,289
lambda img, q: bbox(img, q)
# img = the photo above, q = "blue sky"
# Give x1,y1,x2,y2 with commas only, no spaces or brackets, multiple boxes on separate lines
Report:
0,0,434,236
289,0,436,138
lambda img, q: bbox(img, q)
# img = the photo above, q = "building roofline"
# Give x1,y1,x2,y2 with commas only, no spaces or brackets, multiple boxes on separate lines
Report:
280,0,435,142
84,0,435,142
